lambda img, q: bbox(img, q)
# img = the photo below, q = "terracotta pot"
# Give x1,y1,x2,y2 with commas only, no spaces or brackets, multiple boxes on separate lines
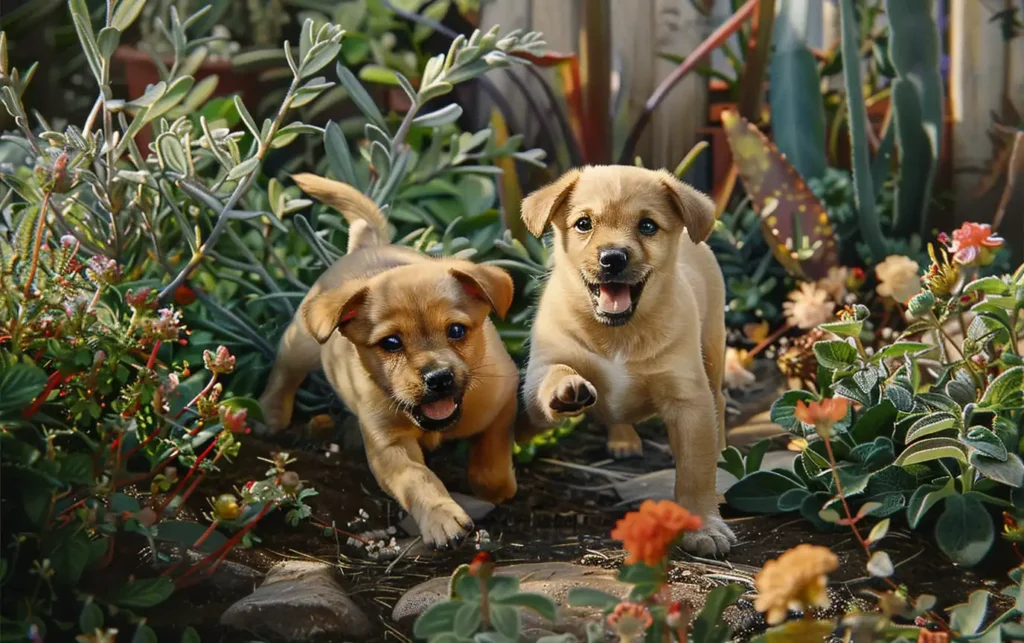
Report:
113,45,262,152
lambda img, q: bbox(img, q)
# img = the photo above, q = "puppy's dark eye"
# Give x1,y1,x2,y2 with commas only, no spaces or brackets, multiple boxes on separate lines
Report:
638,218,659,236
574,217,592,232
379,335,403,352
447,323,467,340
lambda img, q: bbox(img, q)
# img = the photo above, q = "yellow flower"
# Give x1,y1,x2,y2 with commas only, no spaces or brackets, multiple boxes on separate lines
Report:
744,320,770,343
754,544,838,625
783,283,836,330
875,255,921,303
921,243,961,297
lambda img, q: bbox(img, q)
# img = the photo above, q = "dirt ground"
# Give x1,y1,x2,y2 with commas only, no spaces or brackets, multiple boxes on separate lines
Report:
137,414,1018,642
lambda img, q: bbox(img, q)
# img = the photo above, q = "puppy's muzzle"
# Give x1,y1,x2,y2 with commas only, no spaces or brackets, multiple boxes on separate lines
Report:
412,366,463,431
598,247,629,279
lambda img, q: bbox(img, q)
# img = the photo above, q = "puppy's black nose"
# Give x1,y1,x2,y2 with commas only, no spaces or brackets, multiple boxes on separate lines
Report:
598,247,629,276
423,368,456,395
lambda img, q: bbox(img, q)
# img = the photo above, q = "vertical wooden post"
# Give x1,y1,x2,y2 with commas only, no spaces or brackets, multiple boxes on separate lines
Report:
579,0,612,164
949,0,1007,222
611,1,657,165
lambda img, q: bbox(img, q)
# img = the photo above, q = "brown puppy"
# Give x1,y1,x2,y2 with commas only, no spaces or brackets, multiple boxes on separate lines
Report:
518,165,735,557
259,174,519,548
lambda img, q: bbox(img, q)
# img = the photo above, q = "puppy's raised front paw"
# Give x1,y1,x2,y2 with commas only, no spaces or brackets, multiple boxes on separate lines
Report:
419,502,474,550
549,374,597,417
679,515,737,558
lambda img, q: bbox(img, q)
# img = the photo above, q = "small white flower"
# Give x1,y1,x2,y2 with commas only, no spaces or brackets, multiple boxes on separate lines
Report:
783,283,836,329
875,255,921,304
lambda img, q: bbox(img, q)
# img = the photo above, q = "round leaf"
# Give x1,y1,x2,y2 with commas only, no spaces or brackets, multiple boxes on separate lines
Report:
935,494,994,567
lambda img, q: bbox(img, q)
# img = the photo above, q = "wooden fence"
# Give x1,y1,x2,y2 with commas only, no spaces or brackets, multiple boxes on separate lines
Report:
478,0,1023,253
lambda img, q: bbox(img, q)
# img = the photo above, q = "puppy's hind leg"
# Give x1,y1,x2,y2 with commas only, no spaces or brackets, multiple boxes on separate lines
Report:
606,423,643,459
259,319,322,433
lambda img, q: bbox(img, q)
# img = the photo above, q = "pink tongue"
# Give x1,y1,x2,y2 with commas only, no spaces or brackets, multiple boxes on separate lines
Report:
421,397,457,420
598,284,632,314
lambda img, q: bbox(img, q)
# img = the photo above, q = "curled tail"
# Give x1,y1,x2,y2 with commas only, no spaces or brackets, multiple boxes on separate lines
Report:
291,173,391,253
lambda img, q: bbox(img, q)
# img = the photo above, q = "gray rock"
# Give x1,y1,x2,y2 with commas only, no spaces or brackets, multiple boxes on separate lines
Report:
393,562,735,642
144,542,262,593
221,560,372,641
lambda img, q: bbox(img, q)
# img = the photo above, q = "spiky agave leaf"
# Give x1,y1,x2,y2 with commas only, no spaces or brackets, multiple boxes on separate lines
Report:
720,110,839,281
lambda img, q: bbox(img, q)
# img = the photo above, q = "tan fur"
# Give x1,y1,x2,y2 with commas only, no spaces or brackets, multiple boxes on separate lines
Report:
260,177,519,548
291,173,391,251
518,165,736,557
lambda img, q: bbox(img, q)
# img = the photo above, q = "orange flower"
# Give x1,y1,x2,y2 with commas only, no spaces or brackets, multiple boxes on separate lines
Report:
917,629,949,643
942,222,1003,266
611,500,702,566
794,397,849,439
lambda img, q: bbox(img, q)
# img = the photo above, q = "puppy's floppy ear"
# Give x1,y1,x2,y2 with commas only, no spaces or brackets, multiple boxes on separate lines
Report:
301,280,369,343
520,168,581,236
450,264,515,320
660,172,716,243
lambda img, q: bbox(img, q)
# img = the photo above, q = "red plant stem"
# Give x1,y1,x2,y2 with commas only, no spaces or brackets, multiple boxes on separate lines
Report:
115,452,178,488
191,520,221,551
158,437,219,515
179,374,218,424
746,321,794,360
56,497,89,520
822,437,950,630
618,0,758,164
176,503,274,584
122,430,160,461
146,340,162,369
24,191,53,297
23,371,65,418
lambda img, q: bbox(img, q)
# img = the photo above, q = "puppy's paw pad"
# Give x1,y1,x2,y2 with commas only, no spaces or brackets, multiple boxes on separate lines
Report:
549,375,597,416
420,503,474,549
680,518,735,558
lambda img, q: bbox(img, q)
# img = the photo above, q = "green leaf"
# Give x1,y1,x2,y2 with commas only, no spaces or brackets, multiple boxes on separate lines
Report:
894,437,968,466
413,104,464,129
778,488,811,512
105,576,175,609
414,600,463,638
493,592,557,622
218,396,265,424
147,76,195,123
724,470,803,513
233,96,260,139
0,362,47,416
885,384,914,412
567,587,620,610
867,517,890,545
301,42,342,79
181,627,200,643
965,276,1012,296
96,27,121,60
131,624,158,643
980,367,1024,410
452,602,481,638
58,453,94,485
271,123,324,149
155,520,227,554
718,446,745,480
964,426,1008,462
323,120,359,187
111,0,145,30
769,390,817,433
819,319,863,339
867,550,894,577
970,452,1024,488
874,341,932,361
69,0,103,83
907,477,955,528
489,604,520,640
746,438,771,475
226,157,260,182
43,525,91,587
358,64,400,86
813,340,859,370
851,399,897,443
336,62,387,131
935,494,994,567
949,589,990,635
156,134,188,174
905,412,958,443
691,584,743,643
110,492,141,513
79,602,103,634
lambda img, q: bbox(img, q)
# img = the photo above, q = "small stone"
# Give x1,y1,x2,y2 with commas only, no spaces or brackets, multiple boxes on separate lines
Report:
393,562,737,642
221,561,372,641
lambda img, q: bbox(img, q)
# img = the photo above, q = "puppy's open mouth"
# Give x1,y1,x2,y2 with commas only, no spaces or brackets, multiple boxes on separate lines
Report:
583,274,649,326
411,396,462,431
